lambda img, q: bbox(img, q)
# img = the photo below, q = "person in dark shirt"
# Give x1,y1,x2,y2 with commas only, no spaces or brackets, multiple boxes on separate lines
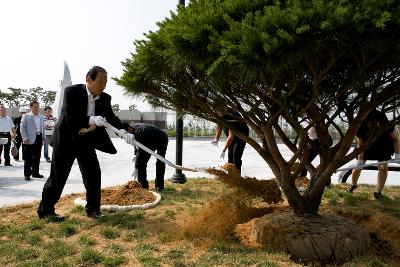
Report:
13,107,27,161
347,109,400,198
124,123,169,192
211,109,249,173
299,125,333,188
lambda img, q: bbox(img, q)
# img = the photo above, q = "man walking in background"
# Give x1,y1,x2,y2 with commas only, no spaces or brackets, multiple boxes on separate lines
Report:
13,107,27,162
0,105,16,166
43,106,57,162
20,101,45,180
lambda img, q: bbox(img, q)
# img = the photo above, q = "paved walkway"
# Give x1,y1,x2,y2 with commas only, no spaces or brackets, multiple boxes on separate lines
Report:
1,139,400,207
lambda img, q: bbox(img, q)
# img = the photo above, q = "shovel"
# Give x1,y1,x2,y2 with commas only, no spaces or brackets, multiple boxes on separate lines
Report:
336,158,400,172
104,122,199,172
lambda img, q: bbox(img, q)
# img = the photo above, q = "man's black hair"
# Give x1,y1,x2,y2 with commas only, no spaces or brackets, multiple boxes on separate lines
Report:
122,122,132,131
30,101,39,107
86,66,107,81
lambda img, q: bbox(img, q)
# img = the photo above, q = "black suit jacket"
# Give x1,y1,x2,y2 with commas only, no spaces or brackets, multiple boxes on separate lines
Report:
13,116,23,142
52,84,123,154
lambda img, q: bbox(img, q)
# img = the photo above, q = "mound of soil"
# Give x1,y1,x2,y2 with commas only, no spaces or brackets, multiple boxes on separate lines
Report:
99,181,156,206
335,208,400,263
254,211,372,264
295,176,310,188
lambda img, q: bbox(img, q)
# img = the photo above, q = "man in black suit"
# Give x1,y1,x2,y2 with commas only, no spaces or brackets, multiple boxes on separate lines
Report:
37,66,134,221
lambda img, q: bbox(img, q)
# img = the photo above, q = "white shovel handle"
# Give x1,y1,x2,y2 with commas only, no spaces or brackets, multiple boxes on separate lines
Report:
105,122,198,172
336,158,400,172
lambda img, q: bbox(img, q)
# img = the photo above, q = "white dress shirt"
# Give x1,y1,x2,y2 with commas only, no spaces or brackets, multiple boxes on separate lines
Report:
307,126,318,140
30,113,42,134
86,85,100,116
0,115,15,133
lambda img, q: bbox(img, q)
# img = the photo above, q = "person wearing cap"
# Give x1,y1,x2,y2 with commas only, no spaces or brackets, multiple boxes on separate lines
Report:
20,101,45,180
13,106,27,161
0,104,16,166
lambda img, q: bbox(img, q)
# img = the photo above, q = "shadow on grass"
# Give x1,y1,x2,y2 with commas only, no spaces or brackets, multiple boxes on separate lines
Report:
374,196,400,218
94,211,142,229
162,189,218,209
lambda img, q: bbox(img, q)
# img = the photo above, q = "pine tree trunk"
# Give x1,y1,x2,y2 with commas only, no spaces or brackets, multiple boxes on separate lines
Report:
280,176,324,216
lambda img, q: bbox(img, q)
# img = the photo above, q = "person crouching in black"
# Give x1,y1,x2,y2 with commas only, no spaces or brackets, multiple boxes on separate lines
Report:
124,123,169,192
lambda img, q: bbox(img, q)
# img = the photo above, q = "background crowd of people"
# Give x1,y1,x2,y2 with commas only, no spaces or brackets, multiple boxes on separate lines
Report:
0,103,57,180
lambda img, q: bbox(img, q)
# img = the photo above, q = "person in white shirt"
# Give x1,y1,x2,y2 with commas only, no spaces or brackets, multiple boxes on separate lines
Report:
300,124,333,187
20,101,45,180
43,106,57,162
0,105,16,166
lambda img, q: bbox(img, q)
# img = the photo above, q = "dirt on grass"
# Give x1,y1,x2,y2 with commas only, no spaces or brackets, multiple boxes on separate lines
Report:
75,180,156,206
100,180,156,206
295,176,310,188
1,176,400,266
334,206,400,263
206,163,283,204
180,165,284,244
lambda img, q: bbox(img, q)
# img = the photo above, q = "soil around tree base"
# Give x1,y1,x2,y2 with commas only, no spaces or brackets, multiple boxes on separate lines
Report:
100,181,156,206
253,211,372,264
77,181,156,206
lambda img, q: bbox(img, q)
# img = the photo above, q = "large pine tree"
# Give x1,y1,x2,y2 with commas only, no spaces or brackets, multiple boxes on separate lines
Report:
116,0,400,215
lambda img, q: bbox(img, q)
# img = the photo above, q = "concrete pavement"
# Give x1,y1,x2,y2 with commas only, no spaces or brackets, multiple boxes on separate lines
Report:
1,139,400,207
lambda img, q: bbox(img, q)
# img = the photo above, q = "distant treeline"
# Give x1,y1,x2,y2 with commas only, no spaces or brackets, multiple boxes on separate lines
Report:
0,87,56,108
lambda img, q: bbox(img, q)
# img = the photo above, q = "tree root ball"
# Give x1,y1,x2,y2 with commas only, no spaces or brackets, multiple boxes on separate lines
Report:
253,212,372,264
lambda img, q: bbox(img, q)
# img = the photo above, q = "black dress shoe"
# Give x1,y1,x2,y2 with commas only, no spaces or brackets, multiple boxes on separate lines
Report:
32,174,44,178
155,187,163,193
24,176,31,181
4,163,12,166
38,213,65,222
346,185,357,193
87,211,105,219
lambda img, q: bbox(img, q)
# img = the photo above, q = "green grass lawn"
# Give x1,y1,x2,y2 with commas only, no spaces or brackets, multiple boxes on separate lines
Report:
0,178,399,266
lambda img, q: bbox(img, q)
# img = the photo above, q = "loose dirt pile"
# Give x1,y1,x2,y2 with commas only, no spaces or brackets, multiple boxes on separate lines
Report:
180,191,278,243
295,176,310,188
335,208,400,263
99,181,156,206
181,165,283,243
206,163,282,204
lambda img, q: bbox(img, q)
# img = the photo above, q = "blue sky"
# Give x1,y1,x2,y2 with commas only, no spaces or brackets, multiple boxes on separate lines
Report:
0,0,180,111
